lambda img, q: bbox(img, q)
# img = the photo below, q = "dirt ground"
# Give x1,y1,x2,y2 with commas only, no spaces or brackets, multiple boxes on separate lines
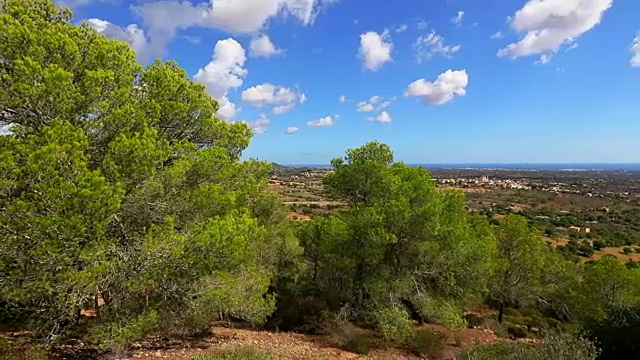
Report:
123,325,502,360
23,323,505,360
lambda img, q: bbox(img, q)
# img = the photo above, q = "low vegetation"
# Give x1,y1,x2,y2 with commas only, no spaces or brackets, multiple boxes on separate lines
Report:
1,1,640,359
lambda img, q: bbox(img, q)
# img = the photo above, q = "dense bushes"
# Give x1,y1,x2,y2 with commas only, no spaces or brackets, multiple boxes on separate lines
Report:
461,332,598,360
0,0,295,346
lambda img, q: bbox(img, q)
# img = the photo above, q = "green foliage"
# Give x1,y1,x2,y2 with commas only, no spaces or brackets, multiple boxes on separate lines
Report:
414,296,467,329
461,332,598,360
490,215,556,322
406,329,446,359
0,0,294,347
0,339,47,360
283,142,500,328
507,325,529,339
569,256,640,320
321,318,373,355
373,307,414,344
192,347,271,360
581,304,640,360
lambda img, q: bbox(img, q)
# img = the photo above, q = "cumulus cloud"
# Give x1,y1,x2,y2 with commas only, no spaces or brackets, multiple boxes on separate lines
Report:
86,19,153,62
127,0,336,59
338,95,348,103
359,30,393,71
413,30,461,63
356,95,390,112
368,111,392,123
285,126,299,134
451,11,464,27
243,113,270,135
193,38,247,119
307,115,335,127
497,0,612,61
249,34,283,58
405,69,469,106
631,34,640,67
241,83,305,114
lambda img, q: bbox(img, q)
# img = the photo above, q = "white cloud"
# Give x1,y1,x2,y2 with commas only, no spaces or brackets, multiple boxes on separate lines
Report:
249,34,283,58
241,83,305,114
396,24,408,33
244,113,270,135
368,111,392,123
535,53,553,65
413,30,461,63
358,30,393,71
405,69,469,106
307,115,335,127
356,95,391,112
497,0,612,60
86,19,152,62
285,126,299,134
490,31,504,39
193,38,247,120
338,95,348,103
631,34,640,67
129,0,337,59
451,11,464,27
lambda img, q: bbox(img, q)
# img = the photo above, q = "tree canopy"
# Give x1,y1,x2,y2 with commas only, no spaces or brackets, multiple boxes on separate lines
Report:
0,0,295,345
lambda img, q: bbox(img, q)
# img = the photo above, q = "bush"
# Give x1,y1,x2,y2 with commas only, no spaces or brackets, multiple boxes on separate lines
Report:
374,307,414,344
463,313,484,328
507,325,529,339
192,346,271,360
623,247,633,255
415,297,467,329
344,332,373,355
0,339,48,360
582,305,640,360
406,329,446,359
460,332,597,360
592,240,606,250
322,319,373,355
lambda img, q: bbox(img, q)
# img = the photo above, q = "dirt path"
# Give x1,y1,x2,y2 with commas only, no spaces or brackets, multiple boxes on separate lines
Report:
125,325,502,360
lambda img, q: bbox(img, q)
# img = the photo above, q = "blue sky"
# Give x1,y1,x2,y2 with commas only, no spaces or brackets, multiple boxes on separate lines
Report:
67,0,640,165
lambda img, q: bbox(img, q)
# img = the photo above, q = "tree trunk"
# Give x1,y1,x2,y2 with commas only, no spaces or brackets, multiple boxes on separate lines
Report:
498,302,504,323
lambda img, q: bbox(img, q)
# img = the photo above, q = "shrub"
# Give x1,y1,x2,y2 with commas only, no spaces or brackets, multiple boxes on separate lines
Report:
374,307,414,344
322,318,373,355
344,332,373,355
463,313,484,328
622,247,633,255
459,332,598,360
582,305,640,360
406,329,446,359
507,325,529,339
415,297,467,329
192,346,271,360
503,307,522,317
0,339,48,360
